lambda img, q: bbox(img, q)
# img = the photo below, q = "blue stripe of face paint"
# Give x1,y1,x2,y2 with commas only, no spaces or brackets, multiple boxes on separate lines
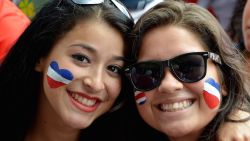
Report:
205,78,220,91
50,61,73,81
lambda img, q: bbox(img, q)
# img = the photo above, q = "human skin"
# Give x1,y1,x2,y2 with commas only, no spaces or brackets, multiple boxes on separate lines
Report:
217,110,250,141
242,0,250,51
26,20,125,141
135,25,225,141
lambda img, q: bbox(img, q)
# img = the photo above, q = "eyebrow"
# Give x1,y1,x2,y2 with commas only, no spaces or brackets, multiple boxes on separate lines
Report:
70,43,96,53
70,43,127,62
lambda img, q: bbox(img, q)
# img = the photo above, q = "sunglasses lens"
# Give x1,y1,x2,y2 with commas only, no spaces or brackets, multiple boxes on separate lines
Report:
131,62,161,90
171,54,205,82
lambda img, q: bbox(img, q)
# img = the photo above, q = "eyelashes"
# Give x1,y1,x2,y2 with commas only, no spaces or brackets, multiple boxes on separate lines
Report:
72,54,90,64
71,53,123,76
107,65,122,75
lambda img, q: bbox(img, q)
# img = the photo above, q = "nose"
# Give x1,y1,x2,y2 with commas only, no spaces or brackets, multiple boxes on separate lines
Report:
158,69,183,93
82,70,105,93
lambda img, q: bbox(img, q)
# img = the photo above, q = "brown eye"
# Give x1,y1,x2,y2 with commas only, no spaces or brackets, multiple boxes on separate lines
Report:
107,65,122,74
72,54,89,63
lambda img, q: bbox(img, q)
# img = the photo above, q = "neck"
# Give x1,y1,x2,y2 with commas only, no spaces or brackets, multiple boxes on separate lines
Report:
25,124,80,141
168,130,202,141
169,136,198,141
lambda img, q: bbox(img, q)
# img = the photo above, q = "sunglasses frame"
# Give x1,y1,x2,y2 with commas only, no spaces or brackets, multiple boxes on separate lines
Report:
71,0,133,20
124,52,222,91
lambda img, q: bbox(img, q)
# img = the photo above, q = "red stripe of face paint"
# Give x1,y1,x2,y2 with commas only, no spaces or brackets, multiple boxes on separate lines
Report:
135,92,146,99
47,76,67,88
203,90,220,109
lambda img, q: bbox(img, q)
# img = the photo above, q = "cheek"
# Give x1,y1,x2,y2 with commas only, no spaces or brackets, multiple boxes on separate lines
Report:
134,91,153,116
46,61,74,89
43,72,62,96
245,3,250,19
135,92,153,124
186,77,221,110
134,91,147,105
107,79,122,99
203,78,221,109
200,63,222,109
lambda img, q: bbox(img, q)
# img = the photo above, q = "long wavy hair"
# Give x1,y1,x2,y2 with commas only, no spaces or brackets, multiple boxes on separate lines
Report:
132,0,250,140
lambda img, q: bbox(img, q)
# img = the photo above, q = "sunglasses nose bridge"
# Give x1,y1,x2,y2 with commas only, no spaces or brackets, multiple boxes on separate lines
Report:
162,60,181,82
163,60,170,69
161,60,172,79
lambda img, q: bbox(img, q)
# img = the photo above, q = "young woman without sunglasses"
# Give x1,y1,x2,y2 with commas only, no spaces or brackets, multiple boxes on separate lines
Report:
124,0,250,140
0,0,133,140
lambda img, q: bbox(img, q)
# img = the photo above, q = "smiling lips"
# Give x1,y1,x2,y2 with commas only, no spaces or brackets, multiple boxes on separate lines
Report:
71,93,97,106
67,90,101,112
158,99,193,112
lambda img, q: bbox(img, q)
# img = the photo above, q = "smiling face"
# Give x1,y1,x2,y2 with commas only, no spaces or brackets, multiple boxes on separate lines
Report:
243,0,250,51
136,25,222,141
35,20,125,129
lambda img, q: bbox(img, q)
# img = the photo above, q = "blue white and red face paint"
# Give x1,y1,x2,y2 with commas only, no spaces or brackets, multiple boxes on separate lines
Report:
47,61,74,88
203,78,221,109
134,91,146,105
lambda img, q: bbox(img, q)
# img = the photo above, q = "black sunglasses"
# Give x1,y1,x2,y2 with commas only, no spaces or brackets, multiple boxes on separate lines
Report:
72,0,133,20
124,52,222,91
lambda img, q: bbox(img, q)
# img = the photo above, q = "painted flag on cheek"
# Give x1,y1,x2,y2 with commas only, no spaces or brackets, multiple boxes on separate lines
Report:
47,61,74,88
203,78,221,109
135,91,146,105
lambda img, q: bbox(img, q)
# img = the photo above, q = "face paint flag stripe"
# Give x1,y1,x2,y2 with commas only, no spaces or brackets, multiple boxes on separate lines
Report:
204,80,221,101
135,91,146,105
46,61,73,88
47,77,67,88
203,78,221,109
47,65,72,84
203,91,220,109
206,78,220,91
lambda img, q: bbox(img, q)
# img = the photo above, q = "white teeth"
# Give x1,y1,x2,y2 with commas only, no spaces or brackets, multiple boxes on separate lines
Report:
160,100,192,112
71,93,96,106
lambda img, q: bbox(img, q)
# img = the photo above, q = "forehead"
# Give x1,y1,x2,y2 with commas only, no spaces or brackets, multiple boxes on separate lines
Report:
52,19,125,56
138,25,206,61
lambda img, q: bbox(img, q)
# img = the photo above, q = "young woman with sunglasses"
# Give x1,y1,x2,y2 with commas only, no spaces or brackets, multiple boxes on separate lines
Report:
123,0,250,140
0,0,133,141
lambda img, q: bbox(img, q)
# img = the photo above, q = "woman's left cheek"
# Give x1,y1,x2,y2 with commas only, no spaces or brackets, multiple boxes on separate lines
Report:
203,77,221,109
46,60,74,88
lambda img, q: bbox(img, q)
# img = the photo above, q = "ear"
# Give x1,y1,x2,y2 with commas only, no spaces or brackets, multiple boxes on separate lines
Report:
221,83,227,96
35,58,45,72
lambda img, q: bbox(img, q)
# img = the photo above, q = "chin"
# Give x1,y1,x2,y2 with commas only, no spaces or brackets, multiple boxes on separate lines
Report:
70,121,93,129
165,128,189,137
156,124,194,138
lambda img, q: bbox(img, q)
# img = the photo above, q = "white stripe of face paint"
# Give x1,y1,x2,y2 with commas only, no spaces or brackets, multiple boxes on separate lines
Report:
47,65,72,84
204,82,221,101
135,91,146,105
